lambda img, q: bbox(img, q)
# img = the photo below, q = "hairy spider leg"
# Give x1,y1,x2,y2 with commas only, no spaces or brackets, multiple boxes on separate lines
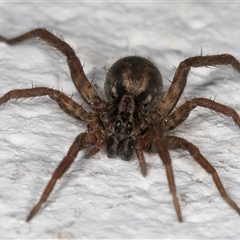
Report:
27,132,98,221
0,28,105,111
157,54,240,121
0,87,91,121
166,136,240,215
163,97,240,130
152,125,182,222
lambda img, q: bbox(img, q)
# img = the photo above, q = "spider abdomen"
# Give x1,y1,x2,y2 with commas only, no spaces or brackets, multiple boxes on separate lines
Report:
104,56,163,111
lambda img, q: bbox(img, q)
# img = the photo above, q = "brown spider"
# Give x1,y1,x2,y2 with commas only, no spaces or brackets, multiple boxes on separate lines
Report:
1,28,240,222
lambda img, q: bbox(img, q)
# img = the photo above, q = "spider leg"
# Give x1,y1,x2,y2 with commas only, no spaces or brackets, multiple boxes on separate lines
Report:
166,135,240,216
135,148,147,176
26,131,99,221
152,125,182,222
0,87,92,121
135,134,152,176
0,28,105,111
163,97,240,131
156,54,240,121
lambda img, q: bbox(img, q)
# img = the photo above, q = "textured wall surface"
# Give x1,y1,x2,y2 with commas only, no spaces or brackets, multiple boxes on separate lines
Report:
1,2,240,239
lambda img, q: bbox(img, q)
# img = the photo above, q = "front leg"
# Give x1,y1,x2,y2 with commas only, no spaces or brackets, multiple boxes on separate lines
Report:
0,28,105,111
156,54,240,121
0,87,92,121
163,97,240,131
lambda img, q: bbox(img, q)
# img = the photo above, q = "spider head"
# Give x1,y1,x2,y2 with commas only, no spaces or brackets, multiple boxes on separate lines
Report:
103,56,163,161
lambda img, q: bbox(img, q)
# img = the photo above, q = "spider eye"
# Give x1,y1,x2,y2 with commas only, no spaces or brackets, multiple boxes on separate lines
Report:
115,120,121,131
142,95,152,105
111,87,118,98
126,122,133,134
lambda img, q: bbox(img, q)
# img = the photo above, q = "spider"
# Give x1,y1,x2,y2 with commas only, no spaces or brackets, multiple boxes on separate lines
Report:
1,28,240,222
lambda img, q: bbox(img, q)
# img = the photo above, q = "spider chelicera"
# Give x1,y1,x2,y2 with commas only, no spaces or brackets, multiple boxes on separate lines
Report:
1,28,240,222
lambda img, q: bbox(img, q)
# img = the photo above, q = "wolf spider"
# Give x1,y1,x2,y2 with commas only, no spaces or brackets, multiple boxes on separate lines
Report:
1,28,240,222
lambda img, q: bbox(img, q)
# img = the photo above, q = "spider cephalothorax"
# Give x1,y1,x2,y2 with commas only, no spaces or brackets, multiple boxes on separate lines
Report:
1,28,240,222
